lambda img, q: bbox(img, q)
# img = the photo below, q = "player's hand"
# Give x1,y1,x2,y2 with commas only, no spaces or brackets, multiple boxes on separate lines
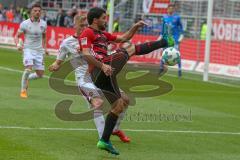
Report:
101,63,113,76
77,47,81,53
135,20,148,28
16,38,23,52
45,49,49,56
49,62,60,72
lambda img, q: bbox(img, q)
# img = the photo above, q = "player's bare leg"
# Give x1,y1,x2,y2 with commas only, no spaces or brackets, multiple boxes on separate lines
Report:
97,98,126,155
91,97,105,138
112,92,130,143
28,70,44,80
20,66,32,98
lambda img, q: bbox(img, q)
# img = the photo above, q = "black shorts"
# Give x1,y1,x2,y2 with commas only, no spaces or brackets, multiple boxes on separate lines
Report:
91,48,129,104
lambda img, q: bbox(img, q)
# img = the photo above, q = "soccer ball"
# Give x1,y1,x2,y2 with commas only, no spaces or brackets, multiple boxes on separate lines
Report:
161,47,181,66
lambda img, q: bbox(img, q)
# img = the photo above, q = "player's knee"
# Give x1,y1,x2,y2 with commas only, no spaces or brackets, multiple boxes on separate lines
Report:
36,71,44,78
38,74,43,78
24,68,32,72
121,94,130,107
111,98,125,115
25,66,32,72
121,42,135,56
124,43,136,57
91,97,104,109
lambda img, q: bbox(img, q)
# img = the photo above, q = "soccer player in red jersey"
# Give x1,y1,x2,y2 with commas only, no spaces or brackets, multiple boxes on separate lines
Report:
79,7,174,155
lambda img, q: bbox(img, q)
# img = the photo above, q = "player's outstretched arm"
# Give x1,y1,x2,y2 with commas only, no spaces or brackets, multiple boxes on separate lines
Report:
49,60,63,72
115,20,148,43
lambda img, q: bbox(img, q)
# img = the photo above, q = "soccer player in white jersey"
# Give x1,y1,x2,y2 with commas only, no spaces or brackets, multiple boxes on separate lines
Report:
15,4,48,98
49,15,130,142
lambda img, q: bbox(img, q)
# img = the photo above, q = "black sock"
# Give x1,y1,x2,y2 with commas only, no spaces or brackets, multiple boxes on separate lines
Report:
135,39,168,55
101,112,118,142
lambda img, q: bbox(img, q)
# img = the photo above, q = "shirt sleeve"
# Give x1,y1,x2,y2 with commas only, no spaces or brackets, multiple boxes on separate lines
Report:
18,22,25,33
104,32,117,41
42,21,47,33
79,28,95,49
57,44,68,61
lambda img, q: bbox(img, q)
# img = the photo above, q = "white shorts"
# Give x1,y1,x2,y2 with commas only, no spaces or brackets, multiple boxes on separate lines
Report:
23,48,44,70
75,71,102,103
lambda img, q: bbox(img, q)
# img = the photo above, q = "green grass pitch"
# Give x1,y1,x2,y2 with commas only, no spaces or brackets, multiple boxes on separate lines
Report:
0,47,240,160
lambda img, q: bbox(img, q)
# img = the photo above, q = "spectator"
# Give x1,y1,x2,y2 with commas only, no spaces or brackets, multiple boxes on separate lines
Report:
0,11,3,21
200,19,214,40
64,10,73,28
41,10,51,25
0,3,2,11
6,4,15,22
79,0,87,9
152,17,162,35
0,3,5,21
13,6,22,23
142,18,153,35
200,20,207,40
113,14,121,32
113,16,120,32
55,8,65,27
20,7,30,20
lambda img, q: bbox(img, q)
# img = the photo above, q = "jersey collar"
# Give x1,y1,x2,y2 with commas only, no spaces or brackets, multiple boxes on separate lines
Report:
89,26,102,33
30,17,40,23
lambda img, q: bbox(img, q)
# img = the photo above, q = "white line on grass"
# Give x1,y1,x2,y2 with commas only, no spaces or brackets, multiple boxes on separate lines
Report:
0,65,239,89
0,125,240,136
1,66,240,136
0,66,75,84
166,73,240,88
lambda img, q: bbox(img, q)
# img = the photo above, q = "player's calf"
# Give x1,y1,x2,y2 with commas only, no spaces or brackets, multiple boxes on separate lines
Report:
91,97,105,139
111,98,126,116
20,68,32,98
112,94,130,142
120,92,130,107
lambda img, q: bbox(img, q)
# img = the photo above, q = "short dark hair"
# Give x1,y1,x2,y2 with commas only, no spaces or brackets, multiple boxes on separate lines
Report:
87,7,106,25
31,3,41,10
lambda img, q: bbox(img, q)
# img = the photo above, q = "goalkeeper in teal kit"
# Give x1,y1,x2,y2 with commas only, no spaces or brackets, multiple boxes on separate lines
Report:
159,3,184,77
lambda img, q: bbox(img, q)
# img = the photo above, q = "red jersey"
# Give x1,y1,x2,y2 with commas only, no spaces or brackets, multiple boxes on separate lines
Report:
79,27,117,60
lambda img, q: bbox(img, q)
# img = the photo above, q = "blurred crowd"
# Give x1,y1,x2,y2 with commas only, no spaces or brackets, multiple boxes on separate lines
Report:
0,2,90,28
0,2,162,35
0,3,28,23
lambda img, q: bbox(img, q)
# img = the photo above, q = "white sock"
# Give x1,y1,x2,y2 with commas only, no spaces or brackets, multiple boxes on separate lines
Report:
113,109,126,132
93,109,105,139
21,69,31,91
28,73,39,80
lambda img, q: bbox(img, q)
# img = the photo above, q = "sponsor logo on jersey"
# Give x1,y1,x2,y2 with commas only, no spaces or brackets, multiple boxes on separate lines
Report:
81,37,87,45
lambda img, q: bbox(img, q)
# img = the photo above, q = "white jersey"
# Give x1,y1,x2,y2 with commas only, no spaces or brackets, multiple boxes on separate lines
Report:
57,36,101,100
18,19,47,50
57,36,88,78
